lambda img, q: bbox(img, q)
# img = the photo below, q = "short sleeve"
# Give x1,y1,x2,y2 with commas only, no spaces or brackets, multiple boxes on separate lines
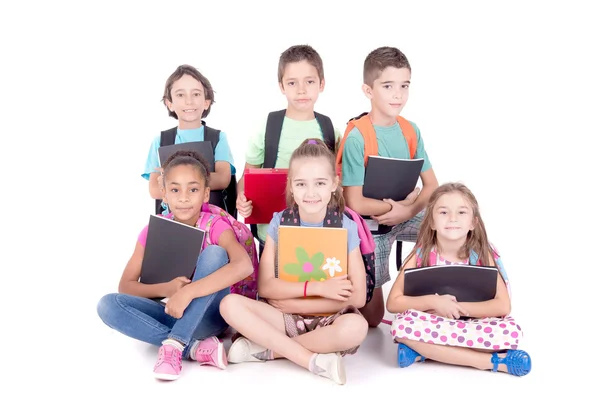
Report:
137,225,149,247
266,211,283,244
141,136,161,180
342,215,360,253
340,129,366,186
411,122,432,173
208,216,234,246
245,120,268,166
214,131,236,174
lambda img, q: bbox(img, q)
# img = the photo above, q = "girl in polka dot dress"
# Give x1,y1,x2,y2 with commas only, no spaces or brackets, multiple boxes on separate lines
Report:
386,183,532,376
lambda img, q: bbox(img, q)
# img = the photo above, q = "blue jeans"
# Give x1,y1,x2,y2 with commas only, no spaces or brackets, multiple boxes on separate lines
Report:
97,245,230,358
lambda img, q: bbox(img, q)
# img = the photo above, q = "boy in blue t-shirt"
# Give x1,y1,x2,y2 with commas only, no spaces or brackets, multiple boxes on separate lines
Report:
142,65,235,214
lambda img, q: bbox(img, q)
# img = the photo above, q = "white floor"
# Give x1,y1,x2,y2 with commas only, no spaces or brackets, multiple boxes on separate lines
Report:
69,242,557,400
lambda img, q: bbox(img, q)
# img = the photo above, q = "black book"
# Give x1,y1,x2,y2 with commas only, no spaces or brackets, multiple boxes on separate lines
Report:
363,156,424,201
403,265,498,302
158,141,215,172
362,156,424,234
140,215,205,289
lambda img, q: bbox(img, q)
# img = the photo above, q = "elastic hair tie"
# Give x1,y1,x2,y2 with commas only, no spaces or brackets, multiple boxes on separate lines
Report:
307,139,318,144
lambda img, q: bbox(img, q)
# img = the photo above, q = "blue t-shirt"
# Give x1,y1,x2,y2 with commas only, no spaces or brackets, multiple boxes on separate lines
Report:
267,211,361,254
141,126,236,180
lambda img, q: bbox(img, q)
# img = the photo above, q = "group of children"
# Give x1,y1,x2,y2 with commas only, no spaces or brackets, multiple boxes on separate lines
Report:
97,44,532,384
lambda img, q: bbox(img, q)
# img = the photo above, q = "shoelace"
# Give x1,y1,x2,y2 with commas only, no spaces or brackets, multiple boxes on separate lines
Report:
159,346,182,367
196,347,214,363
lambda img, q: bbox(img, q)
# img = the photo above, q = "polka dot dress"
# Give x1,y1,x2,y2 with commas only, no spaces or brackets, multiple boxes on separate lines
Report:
390,248,522,350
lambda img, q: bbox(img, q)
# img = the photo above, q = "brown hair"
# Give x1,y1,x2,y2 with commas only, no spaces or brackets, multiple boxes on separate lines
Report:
405,182,496,268
278,45,324,84
162,65,215,119
363,46,411,87
286,138,344,212
162,150,211,189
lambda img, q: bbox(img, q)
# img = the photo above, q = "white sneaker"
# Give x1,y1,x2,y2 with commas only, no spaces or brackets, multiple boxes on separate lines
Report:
227,337,268,363
312,353,346,385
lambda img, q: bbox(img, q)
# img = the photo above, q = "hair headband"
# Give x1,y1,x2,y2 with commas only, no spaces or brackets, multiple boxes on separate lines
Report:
307,139,318,144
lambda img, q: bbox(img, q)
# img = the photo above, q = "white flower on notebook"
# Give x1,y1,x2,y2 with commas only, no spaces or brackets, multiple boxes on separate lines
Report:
322,257,342,277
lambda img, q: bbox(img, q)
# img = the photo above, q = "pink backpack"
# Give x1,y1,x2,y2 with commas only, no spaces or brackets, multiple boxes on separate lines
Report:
343,207,376,303
172,203,260,300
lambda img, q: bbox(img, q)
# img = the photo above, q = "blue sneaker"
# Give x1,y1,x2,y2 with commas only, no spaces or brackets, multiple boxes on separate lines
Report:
397,343,426,368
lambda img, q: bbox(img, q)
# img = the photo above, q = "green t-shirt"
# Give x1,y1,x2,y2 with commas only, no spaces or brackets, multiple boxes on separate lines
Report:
245,116,341,241
341,120,432,187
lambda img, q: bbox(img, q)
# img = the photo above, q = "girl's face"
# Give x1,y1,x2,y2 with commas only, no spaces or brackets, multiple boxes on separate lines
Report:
431,192,475,242
162,164,210,226
289,156,337,216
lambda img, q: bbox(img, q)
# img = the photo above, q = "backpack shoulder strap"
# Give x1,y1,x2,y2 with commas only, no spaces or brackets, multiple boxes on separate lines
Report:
202,121,220,151
469,249,480,265
335,113,378,175
322,207,343,228
335,112,374,180
351,114,379,165
314,112,336,152
160,127,178,147
264,109,286,169
279,207,300,226
396,116,417,159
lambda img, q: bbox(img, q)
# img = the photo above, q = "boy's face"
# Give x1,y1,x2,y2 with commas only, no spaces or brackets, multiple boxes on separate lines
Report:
363,66,411,120
166,74,211,128
279,60,324,113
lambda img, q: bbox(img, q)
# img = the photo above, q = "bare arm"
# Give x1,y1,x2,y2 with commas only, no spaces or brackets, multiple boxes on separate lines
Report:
180,229,254,299
386,254,438,313
236,162,261,193
458,253,511,318
406,168,438,218
149,171,163,200
209,161,232,191
343,185,392,216
272,246,367,314
118,241,172,298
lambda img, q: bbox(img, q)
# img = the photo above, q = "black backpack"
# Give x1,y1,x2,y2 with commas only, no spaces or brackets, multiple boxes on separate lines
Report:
156,122,237,219
249,109,336,239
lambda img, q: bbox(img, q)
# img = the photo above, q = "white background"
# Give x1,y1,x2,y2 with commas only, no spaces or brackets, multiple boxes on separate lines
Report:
0,0,596,398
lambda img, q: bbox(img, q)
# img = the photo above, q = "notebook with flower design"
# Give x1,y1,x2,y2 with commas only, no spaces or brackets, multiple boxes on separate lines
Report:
277,226,348,284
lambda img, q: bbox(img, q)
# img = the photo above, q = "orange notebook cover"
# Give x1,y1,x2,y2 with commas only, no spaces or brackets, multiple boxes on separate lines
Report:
277,226,348,283
244,168,288,224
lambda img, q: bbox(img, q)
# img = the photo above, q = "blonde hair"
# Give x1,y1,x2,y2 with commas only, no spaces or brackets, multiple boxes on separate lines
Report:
286,138,345,212
406,182,495,268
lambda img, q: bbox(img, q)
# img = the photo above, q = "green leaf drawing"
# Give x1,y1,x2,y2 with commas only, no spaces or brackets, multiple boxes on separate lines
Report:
296,247,310,264
283,262,303,276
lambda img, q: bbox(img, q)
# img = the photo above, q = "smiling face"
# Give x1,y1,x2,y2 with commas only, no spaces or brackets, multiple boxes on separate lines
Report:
165,74,211,129
431,192,476,243
162,164,210,226
363,66,411,124
289,155,337,218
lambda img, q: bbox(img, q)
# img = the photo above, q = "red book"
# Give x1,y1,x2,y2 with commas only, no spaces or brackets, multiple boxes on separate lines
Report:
244,168,289,224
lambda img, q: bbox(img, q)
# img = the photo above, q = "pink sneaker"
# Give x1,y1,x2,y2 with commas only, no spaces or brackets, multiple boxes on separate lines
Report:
194,336,227,369
153,344,182,380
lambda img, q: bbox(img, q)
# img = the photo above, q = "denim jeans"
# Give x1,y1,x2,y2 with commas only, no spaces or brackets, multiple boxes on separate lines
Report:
97,245,230,358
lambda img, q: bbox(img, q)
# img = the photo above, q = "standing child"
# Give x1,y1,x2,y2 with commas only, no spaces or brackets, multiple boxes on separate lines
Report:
336,46,439,326
142,65,236,215
221,139,368,385
387,182,532,377
236,45,342,254
98,150,253,381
